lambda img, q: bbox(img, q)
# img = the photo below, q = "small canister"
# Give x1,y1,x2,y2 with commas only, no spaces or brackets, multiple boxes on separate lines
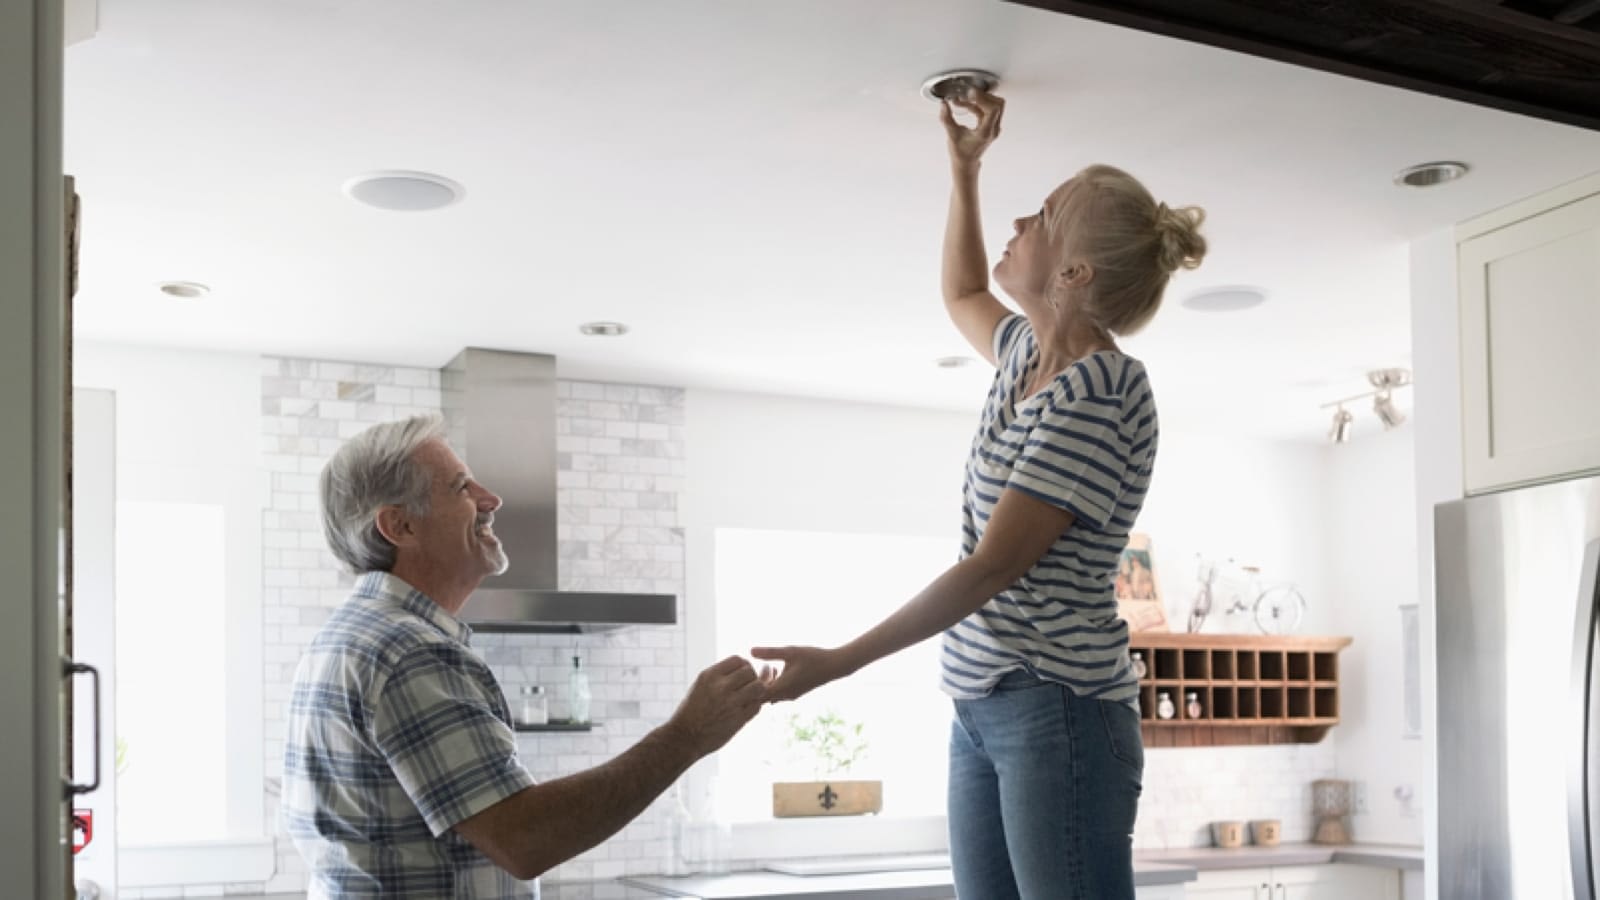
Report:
518,685,549,726
1251,819,1282,847
1212,820,1245,849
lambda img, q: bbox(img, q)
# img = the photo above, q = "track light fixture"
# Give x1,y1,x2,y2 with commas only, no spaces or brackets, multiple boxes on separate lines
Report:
1319,368,1413,443
1329,406,1354,444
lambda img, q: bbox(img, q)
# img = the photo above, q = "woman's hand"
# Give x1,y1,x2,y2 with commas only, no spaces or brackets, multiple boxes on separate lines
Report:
941,89,1005,170
750,645,849,703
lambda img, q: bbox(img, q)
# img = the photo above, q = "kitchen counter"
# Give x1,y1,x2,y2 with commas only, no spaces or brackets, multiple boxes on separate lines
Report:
620,860,1196,899
146,888,665,900
1135,842,1424,873
544,882,671,899
150,844,1420,899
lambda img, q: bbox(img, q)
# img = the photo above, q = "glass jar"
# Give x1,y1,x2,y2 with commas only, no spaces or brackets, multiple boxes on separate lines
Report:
518,685,549,726
1185,691,1203,719
1156,690,1176,720
568,655,592,725
1131,651,1148,680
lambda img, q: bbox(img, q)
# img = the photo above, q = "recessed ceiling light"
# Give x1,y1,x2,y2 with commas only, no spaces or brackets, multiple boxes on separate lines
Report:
158,281,210,300
578,321,629,337
935,355,977,369
1180,286,1267,313
1393,161,1469,188
920,69,1000,102
342,170,464,211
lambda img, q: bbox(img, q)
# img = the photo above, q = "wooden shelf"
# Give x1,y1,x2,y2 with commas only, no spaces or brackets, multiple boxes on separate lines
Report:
1130,633,1352,747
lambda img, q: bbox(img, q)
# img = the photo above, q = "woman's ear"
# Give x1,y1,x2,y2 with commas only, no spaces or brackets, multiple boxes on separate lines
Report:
374,504,414,549
1060,262,1095,288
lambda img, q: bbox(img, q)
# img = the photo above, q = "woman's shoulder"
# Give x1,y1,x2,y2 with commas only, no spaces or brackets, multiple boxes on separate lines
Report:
1049,350,1150,400
994,314,1033,361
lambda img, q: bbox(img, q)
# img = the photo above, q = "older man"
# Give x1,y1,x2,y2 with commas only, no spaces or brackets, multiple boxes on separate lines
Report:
283,414,763,898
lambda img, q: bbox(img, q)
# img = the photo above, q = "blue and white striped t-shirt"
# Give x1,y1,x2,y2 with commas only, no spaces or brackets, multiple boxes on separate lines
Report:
940,314,1158,707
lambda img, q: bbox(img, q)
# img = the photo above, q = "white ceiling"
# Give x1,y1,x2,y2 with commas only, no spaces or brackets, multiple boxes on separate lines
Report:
64,0,1600,441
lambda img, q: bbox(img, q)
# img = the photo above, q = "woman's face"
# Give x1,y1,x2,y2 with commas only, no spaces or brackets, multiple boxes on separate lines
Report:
994,179,1076,308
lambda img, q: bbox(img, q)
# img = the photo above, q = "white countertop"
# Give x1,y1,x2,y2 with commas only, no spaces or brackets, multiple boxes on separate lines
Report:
621,860,1196,899
617,843,1421,898
1135,842,1425,872
157,844,1423,899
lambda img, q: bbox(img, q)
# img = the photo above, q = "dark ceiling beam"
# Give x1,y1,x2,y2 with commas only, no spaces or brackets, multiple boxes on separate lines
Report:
1427,0,1600,49
1555,0,1600,25
1004,0,1600,132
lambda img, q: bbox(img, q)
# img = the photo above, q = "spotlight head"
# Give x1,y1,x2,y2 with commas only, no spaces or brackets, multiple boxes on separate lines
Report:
1374,391,1406,429
1329,407,1354,444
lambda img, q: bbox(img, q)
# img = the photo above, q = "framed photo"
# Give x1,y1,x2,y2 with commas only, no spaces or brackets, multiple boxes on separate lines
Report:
1115,533,1169,633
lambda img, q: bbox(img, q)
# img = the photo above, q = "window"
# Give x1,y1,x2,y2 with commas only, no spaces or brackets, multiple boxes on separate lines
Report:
711,528,954,823
73,348,273,889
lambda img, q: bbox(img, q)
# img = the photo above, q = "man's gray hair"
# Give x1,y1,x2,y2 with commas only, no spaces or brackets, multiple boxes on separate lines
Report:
319,414,446,574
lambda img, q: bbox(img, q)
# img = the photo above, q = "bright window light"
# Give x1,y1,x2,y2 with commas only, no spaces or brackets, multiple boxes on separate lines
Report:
713,528,955,822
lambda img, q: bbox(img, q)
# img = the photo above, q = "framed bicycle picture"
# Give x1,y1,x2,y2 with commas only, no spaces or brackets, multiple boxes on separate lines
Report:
1114,533,1169,632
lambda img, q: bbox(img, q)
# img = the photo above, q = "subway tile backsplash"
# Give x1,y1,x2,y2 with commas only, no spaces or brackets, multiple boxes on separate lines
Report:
1135,744,1339,850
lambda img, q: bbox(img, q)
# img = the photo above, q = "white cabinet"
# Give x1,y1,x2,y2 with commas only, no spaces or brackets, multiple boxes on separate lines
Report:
1185,865,1264,900
1190,864,1399,900
1458,175,1600,494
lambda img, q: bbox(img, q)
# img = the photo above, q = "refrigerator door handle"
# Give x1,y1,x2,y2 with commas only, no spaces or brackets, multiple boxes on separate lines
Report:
63,658,102,796
1571,539,1600,900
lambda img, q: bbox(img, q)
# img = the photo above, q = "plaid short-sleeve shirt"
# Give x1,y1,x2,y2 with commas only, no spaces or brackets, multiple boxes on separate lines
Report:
282,571,538,899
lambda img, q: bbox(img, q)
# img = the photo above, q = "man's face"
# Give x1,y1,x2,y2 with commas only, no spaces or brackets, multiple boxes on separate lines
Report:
409,438,509,581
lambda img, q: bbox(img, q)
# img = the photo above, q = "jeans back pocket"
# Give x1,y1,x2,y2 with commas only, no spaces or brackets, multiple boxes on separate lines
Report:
1098,699,1145,774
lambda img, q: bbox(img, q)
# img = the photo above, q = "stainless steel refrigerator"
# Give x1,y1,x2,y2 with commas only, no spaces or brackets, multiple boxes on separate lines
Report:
1436,473,1600,899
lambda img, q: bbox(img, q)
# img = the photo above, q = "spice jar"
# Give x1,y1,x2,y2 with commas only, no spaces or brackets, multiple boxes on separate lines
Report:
518,685,549,726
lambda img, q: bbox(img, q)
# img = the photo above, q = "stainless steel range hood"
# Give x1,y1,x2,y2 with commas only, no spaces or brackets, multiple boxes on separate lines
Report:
442,348,676,634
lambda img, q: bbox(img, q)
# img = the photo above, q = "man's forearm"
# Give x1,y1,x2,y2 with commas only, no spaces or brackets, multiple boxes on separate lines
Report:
502,723,700,877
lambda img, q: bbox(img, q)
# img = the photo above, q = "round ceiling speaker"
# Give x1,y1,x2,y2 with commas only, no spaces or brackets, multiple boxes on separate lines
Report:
342,171,464,211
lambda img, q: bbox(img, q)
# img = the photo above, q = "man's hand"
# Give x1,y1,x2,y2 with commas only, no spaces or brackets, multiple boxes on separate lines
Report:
662,655,765,757
749,645,849,703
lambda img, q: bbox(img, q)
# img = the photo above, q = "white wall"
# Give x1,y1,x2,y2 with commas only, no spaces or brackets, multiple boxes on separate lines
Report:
1325,427,1425,844
683,389,977,681
1408,227,1463,900
73,343,268,844
686,390,1344,663
1136,433,1336,636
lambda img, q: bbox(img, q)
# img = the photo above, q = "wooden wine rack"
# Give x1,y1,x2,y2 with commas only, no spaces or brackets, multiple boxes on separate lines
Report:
1129,634,1352,747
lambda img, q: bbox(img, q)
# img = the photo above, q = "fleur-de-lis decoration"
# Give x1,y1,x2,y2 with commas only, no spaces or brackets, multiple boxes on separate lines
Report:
817,784,839,810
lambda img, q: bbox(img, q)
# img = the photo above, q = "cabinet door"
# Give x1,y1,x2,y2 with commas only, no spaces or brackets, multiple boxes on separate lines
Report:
1274,863,1400,900
1460,189,1600,493
1190,867,1273,899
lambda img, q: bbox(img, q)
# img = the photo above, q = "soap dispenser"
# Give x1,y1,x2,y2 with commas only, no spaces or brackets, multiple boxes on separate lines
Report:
568,654,592,725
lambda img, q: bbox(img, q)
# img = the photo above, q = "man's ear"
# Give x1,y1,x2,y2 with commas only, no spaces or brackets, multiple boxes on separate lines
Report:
374,505,416,549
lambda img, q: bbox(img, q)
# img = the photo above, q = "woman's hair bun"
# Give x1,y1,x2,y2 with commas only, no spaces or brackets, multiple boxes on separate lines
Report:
1155,202,1207,273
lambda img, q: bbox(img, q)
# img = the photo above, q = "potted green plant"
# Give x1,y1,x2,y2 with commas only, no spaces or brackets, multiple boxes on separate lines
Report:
771,708,882,818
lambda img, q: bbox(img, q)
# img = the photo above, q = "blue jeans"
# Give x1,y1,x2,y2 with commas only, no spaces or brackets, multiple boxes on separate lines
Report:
947,670,1144,899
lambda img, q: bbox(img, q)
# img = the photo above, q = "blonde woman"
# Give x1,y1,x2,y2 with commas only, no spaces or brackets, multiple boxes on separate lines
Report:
755,90,1206,899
